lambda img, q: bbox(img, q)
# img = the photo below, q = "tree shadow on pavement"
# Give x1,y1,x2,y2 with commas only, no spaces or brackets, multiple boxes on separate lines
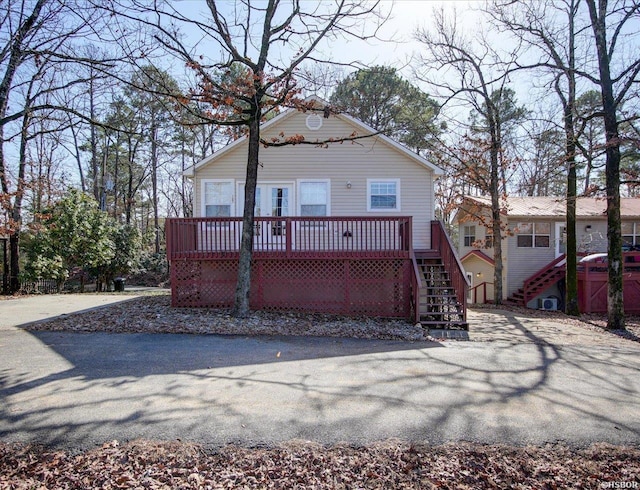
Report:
1,312,639,450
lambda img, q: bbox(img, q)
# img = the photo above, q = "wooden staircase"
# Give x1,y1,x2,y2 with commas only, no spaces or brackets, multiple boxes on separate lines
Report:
415,256,468,330
506,255,566,306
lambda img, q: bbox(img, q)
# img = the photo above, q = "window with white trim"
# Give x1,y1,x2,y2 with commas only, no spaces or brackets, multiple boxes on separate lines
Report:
367,179,400,211
516,222,550,248
463,225,476,247
484,226,494,248
622,222,640,247
203,180,233,217
299,181,329,216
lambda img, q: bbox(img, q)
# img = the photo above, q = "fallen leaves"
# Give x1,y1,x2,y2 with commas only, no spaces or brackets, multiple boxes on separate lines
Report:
24,293,431,342
1,439,638,489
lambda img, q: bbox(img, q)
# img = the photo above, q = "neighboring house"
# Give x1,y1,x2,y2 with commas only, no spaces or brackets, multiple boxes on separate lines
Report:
455,195,640,312
165,97,469,328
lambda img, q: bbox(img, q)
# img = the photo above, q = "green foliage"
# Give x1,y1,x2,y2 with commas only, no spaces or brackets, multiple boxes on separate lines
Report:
49,189,116,272
128,251,169,286
93,223,143,285
22,189,143,287
21,231,67,284
330,66,441,153
470,87,527,140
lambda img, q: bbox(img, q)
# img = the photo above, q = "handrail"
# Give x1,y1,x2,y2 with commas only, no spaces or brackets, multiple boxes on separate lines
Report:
431,220,469,321
410,251,425,324
166,216,413,259
469,281,493,304
522,253,566,286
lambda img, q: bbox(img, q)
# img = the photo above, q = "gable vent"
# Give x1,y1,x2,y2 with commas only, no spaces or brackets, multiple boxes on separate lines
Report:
306,113,323,130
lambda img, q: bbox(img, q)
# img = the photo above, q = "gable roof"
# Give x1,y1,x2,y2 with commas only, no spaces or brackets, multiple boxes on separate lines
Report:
461,195,640,219
461,249,495,266
184,96,443,177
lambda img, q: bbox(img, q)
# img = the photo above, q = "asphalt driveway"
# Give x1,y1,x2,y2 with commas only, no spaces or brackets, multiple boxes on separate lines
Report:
1,294,639,450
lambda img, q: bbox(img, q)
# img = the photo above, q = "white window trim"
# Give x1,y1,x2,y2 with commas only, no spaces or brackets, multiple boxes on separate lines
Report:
236,181,295,217
463,225,476,247
622,221,640,246
516,222,551,248
296,179,331,217
201,179,234,217
367,178,401,212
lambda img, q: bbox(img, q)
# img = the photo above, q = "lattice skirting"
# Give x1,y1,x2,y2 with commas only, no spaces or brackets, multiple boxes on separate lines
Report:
170,257,412,318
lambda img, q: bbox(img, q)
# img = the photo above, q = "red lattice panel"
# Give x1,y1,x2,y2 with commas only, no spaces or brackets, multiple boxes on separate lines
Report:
170,257,412,318
171,259,237,308
257,259,348,314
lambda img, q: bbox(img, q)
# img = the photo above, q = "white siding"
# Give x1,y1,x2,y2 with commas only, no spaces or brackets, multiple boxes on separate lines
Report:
192,110,436,249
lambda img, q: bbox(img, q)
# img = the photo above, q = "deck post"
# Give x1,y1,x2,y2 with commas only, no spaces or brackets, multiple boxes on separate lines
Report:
285,218,292,257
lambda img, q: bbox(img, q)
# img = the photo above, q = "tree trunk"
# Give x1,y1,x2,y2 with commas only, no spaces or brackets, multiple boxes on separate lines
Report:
151,121,160,254
90,74,100,202
232,115,260,317
563,8,579,317
587,0,624,330
488,114,503,304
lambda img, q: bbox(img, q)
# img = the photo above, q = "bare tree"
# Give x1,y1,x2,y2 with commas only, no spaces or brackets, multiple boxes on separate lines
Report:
106,0,386,316
489,0,584,315
414,8,521,304
585,0,640,330
0,0,114,292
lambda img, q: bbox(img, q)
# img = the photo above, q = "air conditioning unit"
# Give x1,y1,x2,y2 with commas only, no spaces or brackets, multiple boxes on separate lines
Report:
539,297,558,311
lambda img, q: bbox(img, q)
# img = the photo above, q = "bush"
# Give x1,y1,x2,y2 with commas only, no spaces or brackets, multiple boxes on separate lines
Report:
128,252,169,287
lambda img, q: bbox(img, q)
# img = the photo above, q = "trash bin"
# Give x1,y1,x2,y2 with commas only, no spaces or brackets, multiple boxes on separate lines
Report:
114,277,125,292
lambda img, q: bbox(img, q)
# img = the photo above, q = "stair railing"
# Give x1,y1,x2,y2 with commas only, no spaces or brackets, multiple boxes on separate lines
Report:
470,281,494,304
431,220,469,321
410,252,425,324
522,254,566,305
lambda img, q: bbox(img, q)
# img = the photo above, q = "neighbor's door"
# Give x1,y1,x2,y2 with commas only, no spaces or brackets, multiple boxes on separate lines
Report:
555,222,566,258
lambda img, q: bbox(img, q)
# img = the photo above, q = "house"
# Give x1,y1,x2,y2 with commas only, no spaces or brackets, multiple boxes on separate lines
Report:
165,98,469,328
455,195,640,312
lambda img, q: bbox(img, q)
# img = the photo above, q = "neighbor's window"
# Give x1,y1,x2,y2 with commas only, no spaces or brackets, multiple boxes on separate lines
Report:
517,222,550,248
203,180,233,217
622,222,639,246
367,179,400,211
484,226,494,248
463,225,476,247
299,181,329,216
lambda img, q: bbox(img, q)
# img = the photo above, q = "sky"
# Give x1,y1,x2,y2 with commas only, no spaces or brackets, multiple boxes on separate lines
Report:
316,0,482,72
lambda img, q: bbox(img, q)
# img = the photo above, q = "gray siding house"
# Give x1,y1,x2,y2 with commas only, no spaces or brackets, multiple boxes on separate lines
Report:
455,195,640,308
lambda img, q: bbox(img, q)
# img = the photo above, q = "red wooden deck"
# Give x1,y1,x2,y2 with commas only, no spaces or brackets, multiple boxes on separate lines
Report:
166,216,416,318
577,252,640,314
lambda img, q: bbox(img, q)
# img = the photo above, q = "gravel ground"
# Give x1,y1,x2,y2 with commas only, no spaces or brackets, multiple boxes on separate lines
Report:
22,291,433,341
20,290,640,347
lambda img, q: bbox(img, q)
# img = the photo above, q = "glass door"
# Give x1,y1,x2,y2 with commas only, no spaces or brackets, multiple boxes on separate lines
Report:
237,183,293,248
555,222,566,258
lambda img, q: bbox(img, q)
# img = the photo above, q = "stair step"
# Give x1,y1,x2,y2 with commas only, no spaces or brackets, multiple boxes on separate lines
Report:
428,328,470,339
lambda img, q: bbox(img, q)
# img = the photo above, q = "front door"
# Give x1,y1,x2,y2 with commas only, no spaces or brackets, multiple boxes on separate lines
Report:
238,183,293,247
555,222,566,258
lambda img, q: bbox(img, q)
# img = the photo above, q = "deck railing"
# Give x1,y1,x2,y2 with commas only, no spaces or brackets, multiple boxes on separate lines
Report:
166,216,413,260
431,220,469,320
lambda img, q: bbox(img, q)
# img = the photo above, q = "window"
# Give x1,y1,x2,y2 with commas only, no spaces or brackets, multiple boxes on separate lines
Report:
367,179,400,211
622,222,639,247
463,225,476,247
203,180,233,217
517,222,550,248
484,226,494,248
299,181,329,216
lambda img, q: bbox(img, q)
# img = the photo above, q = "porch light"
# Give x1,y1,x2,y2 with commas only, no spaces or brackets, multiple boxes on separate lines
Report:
585,225,592,231
346,181,352,189
476,272,482,278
